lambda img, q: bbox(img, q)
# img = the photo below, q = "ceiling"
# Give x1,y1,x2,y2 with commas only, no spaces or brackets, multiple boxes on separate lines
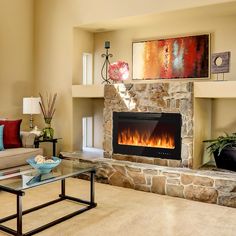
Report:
77,1,236,32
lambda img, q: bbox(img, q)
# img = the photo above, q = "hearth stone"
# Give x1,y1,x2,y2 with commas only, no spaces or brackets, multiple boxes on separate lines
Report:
218,195,236,208
181,174,214,187
60,152,236,208
109,171,134,188
215,179,236,192
184,185,218,204
103,82,193,167
166,184,184,198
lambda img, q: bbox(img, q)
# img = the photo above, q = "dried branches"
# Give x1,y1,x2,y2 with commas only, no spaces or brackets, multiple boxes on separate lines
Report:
39,92,57,123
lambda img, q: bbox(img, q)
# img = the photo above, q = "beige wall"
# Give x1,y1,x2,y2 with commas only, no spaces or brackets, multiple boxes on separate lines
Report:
93,98,104,149
72,29,96,150
34,0,76,152
34,0,236,153
212,99,236,136
0,0,34,129
94,14,236,83
73,28,94,84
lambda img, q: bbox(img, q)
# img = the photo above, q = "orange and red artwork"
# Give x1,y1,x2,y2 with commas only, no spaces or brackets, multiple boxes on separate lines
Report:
132,34,209,79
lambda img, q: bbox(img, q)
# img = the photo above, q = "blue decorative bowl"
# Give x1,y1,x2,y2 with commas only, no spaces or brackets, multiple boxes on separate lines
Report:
27,156,61,174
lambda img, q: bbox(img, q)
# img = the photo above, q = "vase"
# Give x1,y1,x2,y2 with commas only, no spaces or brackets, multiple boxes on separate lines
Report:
43,118,54,140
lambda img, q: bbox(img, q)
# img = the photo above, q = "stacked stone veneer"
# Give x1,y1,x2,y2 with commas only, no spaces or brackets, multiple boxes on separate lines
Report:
103,82,193,168
70,157,236,208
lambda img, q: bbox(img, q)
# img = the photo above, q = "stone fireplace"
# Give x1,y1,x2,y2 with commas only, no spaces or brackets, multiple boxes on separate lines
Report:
103,82,193,168
62,81,236,208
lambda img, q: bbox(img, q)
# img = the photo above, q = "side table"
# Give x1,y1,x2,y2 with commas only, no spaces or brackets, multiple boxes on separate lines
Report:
34,138,62,156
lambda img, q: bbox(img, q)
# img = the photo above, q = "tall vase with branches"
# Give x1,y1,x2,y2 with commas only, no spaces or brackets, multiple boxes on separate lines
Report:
39,92,57,139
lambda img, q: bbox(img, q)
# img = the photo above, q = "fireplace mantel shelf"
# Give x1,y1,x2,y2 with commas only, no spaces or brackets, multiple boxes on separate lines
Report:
194,81,236,98
72,81,236,98
72,85,104,98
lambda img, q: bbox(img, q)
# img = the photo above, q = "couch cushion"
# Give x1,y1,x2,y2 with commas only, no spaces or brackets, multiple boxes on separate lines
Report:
0,120,22,148
0,125,4,151
0,148,43,170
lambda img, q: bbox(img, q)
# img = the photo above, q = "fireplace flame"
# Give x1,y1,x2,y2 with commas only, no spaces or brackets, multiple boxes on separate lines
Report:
118,128,175,149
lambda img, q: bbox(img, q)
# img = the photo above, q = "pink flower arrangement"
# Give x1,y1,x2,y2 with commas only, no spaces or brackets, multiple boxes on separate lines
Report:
108,61,129,82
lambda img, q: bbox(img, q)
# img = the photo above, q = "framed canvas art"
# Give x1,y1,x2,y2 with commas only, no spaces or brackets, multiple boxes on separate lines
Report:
132,34,209,80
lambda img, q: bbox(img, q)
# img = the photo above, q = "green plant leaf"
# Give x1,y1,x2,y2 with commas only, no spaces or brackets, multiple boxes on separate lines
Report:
204,132,236,155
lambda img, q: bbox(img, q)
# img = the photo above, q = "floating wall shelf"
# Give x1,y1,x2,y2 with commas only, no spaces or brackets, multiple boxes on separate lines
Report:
72,81,236,98
72,85,104,98
194,81,236,98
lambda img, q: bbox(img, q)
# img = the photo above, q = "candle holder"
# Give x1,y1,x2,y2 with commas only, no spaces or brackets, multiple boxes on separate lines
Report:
101,41,113,84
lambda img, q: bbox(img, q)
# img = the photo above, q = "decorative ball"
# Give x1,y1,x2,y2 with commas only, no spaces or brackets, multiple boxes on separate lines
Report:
108,61,129,82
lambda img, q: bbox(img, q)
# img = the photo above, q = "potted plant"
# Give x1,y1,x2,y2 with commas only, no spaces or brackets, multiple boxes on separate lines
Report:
204,133,236,171
39,92,57,140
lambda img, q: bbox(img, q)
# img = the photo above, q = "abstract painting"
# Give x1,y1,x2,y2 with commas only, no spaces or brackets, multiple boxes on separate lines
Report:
132,34,209,79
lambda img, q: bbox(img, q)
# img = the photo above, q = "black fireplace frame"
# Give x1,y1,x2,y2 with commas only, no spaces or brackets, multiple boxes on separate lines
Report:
113,112,182,160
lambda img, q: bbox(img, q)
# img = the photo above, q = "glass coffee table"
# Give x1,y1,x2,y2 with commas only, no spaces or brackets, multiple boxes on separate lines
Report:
0,159,97,236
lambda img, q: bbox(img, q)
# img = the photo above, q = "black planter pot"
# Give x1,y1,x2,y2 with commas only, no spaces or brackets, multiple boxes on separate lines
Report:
213,147,236,171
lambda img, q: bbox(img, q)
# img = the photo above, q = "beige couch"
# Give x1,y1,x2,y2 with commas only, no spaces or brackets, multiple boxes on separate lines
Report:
0,132,43,170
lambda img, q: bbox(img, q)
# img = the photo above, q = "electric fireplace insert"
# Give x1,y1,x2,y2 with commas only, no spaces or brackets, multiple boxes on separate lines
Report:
113,112,182,160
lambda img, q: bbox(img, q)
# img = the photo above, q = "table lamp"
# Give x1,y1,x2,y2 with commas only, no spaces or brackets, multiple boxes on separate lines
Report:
23,97,41,129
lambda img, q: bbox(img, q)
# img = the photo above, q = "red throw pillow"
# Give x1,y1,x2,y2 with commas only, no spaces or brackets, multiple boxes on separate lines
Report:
0,120,22,148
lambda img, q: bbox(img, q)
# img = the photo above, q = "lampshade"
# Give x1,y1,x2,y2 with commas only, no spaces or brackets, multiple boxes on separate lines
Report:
23,97,41,114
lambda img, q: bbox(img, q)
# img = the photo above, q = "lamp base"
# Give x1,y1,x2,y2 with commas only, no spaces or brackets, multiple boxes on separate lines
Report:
29,114,34,130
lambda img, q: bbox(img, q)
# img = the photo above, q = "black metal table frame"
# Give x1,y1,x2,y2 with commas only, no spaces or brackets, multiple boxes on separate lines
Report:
34,138,60,157
0,170,96,236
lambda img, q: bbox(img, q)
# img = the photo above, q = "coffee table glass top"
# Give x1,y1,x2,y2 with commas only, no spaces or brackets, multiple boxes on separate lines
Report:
0,159,96,191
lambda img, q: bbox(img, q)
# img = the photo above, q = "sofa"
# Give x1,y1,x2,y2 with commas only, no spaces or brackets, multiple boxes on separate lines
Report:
0,131,43,170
